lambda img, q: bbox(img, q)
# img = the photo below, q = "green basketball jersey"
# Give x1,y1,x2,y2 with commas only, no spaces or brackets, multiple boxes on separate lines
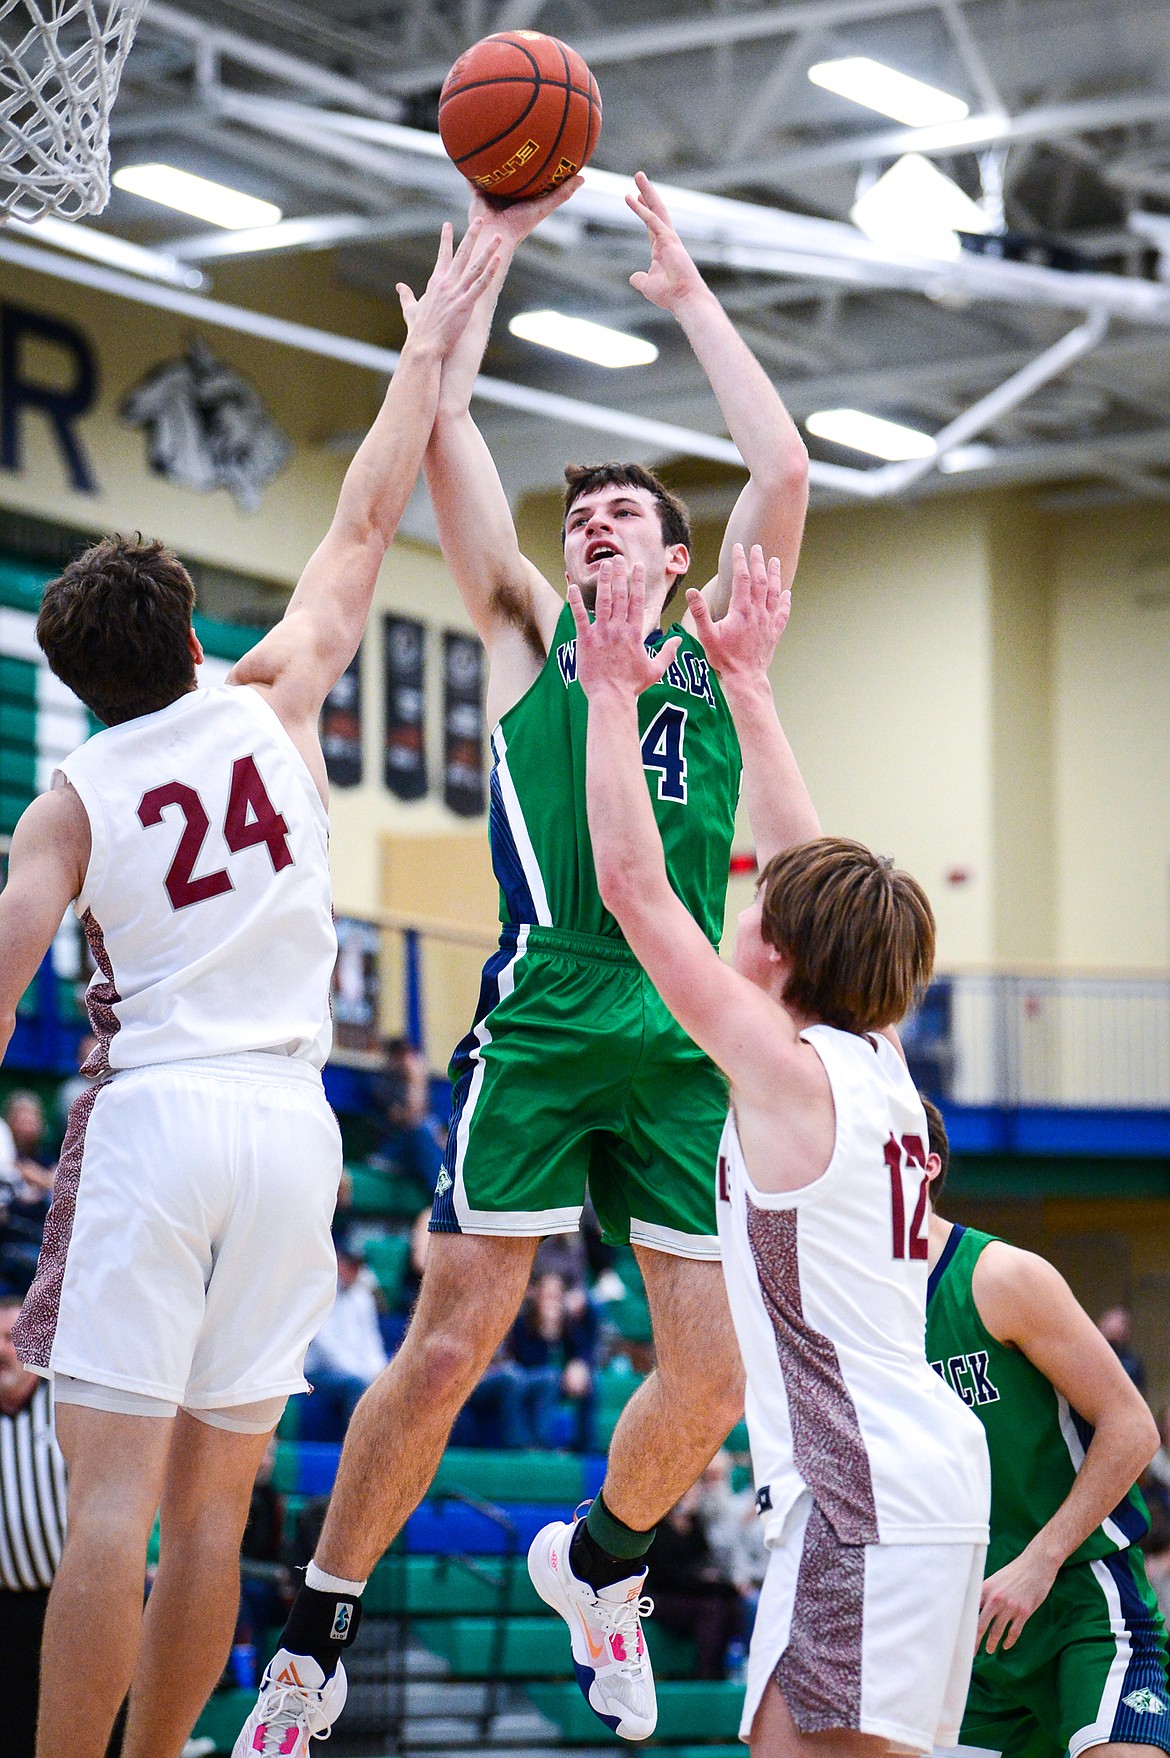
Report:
489,601,742,943
926,1225,1150,1575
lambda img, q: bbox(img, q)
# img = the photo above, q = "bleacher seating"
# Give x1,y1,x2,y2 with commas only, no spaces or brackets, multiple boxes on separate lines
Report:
192,1431,749,1755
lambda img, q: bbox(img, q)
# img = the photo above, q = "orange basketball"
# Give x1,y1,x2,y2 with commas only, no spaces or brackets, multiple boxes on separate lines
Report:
439,31,601,203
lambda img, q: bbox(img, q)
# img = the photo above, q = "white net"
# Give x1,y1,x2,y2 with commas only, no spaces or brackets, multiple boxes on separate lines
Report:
0,0,148,221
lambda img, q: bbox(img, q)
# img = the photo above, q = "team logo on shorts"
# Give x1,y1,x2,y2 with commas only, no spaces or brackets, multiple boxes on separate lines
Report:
435,1168,452,1196
331,1602,352,1641
1123,1688,1166,1715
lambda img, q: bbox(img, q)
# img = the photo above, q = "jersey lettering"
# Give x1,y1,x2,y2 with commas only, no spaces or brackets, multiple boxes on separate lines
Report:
554,636,714,709
885,1132,929,1260
929,1351,1001,1406
717,1153,730,1203
641,703,688,803
139,755,294,912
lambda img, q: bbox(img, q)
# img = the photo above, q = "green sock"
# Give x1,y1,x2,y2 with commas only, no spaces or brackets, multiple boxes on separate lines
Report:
585,1493,655,1561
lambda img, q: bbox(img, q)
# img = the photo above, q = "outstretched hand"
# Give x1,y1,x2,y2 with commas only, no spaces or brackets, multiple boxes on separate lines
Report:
396,217,503,354
568,557,681,701
627,171,706,311
686,543,790,679
469,175,583,251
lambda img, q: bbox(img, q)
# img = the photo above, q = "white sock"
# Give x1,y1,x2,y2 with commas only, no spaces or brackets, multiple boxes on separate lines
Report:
306,1558,368,1596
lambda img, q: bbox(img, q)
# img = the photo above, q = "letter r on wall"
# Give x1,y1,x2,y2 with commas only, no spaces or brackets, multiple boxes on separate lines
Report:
1,302,99,494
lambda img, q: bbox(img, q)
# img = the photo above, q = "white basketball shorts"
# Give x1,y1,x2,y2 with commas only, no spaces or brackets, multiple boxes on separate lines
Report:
16,1053,341,1410
740,1494,985,1752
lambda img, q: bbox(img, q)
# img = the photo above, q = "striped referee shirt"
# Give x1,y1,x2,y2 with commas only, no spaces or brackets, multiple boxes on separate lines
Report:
0,1379,66,1590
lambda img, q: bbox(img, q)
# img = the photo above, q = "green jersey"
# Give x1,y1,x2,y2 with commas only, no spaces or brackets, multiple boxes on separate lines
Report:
926,1225,1149,1576
489,602,741,944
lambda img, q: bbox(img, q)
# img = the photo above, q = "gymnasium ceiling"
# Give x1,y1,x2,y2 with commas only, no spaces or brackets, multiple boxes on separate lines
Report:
29,0,1170,520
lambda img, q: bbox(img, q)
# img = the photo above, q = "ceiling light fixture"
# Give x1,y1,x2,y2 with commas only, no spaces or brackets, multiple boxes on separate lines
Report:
806,408,936,462
850,153,991,260
113,164,282,230
808,56,969,127
508,310,658,368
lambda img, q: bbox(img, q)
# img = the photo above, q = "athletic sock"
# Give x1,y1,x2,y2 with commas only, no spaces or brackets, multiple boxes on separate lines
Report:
277,1566,366,1677
569,1494,655,1590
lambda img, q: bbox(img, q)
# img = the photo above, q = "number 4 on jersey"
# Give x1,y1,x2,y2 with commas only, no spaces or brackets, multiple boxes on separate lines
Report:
886,1133,929,1260
139,754,294,912
641,703,688,803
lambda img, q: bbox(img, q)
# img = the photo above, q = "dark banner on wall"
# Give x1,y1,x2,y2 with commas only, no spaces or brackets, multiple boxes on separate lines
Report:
331,916,382,1056
320,648,362,787
383,614,427,800
443,630,485,817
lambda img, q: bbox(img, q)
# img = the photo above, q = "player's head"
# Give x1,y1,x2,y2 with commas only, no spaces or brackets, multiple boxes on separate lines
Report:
36,535,203,726
562,463,690,611
920,1094,949,1204
739,835,935,1032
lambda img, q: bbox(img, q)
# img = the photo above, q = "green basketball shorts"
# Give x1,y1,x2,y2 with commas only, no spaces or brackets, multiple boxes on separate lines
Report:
951,1548,1170,1758
430,924,726,1257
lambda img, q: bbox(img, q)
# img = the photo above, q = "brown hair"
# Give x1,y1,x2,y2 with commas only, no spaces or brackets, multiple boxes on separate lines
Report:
920,1094,949,1201
759,836,935,1034
562,462,691,553
36,535,197,726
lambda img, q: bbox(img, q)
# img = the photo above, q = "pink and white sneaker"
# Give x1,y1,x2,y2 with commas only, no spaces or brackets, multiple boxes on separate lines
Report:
528,1517,657,1740
230,1649,347,1757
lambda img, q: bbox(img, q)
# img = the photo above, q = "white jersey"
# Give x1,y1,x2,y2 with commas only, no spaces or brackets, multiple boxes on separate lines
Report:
56,683,335,1071
716,1024,989,1548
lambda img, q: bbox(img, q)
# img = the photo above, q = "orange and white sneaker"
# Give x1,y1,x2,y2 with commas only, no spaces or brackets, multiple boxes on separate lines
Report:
528,1517,656,1740
230,1649,347,1757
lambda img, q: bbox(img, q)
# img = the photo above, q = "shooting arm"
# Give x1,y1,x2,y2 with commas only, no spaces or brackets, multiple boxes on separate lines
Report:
425,188,580,652
974,1244,1159,1650
625,176,808,618
0,790,88,1061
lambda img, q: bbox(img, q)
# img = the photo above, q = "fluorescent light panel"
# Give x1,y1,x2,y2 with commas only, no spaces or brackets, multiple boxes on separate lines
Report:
851,153,991,260
807,408,935,462
508,310,658,368
113,164,281,230
808,56,969,127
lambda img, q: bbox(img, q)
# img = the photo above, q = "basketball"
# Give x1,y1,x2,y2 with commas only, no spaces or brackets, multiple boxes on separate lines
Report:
438,30,601,204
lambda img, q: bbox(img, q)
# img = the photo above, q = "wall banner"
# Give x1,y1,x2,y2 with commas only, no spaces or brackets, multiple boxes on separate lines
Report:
443,630,485,817
320,648,362,787
383,614,427,800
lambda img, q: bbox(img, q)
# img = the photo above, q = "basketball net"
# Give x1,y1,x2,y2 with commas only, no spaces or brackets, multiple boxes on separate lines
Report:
0,0,148,221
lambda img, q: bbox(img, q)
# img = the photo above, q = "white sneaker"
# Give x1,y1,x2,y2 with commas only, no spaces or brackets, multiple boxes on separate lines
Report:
230,1649,348,1757
528,1517,656,1740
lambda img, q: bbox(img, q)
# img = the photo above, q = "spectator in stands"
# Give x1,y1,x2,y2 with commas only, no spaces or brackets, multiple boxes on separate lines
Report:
1098,1304,1146,1392
0,1289,67,1757
645,1482,745,1680
304,1230,389,1438
373,1037,443,1194
0,1092,55,1297
57,1032,99,1126
510,1270,598,1452
696,1450,767,1602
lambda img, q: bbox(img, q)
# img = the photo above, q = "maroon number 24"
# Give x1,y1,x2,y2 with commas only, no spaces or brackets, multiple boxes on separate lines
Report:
138,755,294,911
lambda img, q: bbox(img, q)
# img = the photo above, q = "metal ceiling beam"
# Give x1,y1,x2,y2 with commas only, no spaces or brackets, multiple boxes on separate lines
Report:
379,0,961,94
142,2,403,117
692,88,1170,190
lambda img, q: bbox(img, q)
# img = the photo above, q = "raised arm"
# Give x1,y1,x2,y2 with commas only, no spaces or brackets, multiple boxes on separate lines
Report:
974,1243,1160,1653
571,557,798,1103
626,174,808,622
424,184,581,676
0,788,89,1062
686,543,820,869
230,220,502,749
